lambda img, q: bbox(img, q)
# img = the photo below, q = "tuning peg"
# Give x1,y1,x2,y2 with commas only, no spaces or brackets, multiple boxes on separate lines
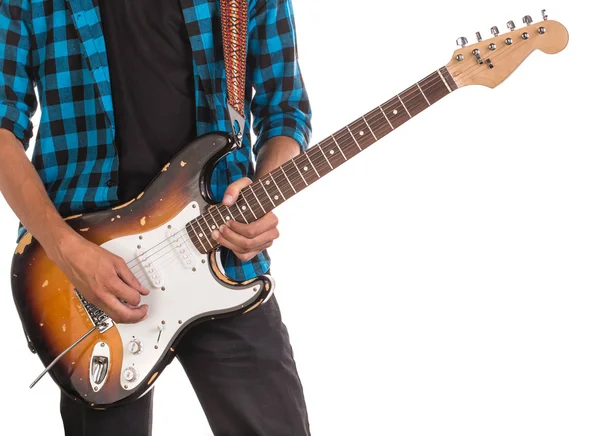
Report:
491,26,500,37
456,37,468,47
475,31,483,42
542,9,548,20
507,20,516,31
523,15,533,26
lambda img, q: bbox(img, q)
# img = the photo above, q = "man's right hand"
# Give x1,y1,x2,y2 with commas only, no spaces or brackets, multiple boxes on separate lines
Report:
47,233,150,324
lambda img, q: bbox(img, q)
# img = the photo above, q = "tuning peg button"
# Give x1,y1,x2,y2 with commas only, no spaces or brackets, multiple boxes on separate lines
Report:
476,32,482,42
507,21,516,31
491,26,500,37
456,37,468,47
542,9,548,20
523,15,533,26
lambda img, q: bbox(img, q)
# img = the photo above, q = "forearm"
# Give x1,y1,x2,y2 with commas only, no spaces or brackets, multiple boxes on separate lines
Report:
255,136,302,179
0,128,79,257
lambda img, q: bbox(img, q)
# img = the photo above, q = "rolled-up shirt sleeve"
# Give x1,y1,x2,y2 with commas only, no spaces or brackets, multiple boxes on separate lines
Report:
249,0,312,155
0,0,37,149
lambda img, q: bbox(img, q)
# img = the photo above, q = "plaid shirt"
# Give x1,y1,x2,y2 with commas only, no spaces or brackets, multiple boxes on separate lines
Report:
0,0,311,281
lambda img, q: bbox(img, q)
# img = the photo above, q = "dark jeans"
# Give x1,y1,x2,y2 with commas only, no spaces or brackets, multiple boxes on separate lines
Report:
60,296,310,436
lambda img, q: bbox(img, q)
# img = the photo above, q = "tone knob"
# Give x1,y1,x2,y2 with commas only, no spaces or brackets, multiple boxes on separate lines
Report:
491,26,499,37
123,367,139,382
127,339,143,355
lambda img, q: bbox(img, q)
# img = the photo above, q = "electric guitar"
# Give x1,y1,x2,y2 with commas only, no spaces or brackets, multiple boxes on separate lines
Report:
11,12,569,408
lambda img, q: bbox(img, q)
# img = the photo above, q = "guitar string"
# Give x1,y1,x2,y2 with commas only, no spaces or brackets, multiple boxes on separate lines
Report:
232,32,534,212
128,52,502,282
123,71,447,275
127,33,531,281
126,72,448,279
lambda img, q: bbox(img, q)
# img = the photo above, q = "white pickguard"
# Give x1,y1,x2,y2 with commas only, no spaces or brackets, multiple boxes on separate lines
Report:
100,202,264,391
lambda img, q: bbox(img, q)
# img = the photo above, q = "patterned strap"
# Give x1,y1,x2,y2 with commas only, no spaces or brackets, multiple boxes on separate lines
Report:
221,0,248,143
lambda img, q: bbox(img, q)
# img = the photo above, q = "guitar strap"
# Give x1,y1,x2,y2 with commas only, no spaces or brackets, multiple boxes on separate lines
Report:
220,0,248,146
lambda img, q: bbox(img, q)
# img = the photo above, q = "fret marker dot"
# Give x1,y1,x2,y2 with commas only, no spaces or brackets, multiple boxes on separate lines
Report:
303,166,308,171
274,195,279,200
242,206,247,210
266,180,270,185
393,109,398,115
359,131,364,136
225,216,230,220
330,150,334,155
211,225,216,230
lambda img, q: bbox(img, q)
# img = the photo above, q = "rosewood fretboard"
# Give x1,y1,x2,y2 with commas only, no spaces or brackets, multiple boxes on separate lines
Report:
186,67,458,253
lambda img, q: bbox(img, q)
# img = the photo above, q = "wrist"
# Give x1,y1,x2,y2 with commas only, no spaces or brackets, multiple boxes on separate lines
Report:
256,136,302,178
41,225,83,264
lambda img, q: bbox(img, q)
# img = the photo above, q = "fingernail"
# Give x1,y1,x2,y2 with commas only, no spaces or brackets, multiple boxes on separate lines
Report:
223,194,234,205
211,230,220,241
219,225,225,232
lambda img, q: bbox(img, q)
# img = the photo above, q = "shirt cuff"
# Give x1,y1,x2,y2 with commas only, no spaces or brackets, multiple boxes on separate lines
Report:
253,114,311,156
0,103,33,149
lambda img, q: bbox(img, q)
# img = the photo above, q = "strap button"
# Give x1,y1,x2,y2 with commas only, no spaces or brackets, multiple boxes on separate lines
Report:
106,179,115,188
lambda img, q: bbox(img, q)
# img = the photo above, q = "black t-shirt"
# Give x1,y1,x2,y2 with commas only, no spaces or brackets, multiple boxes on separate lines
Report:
99,0,197,201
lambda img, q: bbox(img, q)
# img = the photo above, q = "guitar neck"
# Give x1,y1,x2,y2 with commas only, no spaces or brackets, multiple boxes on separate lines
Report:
189,66,458,254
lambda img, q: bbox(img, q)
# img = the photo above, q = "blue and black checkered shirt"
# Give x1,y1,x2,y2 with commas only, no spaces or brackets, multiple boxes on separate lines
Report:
0,0,311,281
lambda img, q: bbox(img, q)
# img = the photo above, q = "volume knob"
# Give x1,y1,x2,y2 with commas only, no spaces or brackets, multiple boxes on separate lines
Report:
123,367,139,383
127,339,143,355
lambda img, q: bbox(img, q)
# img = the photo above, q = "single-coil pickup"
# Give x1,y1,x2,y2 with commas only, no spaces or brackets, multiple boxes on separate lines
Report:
136,249,165,289
168,227,196,269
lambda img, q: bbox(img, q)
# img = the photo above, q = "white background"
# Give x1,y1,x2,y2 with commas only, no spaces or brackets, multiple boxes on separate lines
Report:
1,1,598,435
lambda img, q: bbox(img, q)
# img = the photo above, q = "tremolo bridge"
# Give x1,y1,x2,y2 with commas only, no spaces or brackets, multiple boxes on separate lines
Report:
75,290,114,333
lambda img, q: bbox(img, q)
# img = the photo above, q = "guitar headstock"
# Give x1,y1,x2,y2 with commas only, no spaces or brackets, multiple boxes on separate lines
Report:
446,10,569,89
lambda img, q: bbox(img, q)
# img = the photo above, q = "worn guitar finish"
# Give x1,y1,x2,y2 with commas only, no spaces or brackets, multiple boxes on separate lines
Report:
12,16,568,408
12,133,274,408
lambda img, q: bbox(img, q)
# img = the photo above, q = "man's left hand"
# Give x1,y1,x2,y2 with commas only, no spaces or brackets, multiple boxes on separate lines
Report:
211,177,279,262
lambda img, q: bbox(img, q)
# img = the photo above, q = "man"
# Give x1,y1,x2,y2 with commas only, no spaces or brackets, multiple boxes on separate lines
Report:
0,0,311,434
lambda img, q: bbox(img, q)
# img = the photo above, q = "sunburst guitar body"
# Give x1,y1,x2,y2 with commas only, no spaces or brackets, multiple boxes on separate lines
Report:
12,133,273,408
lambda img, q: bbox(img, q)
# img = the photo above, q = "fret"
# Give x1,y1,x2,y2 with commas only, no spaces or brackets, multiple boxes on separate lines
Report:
364,109,393,140
317,144,334,170
383,98,409,129
201,213,217,232
291,159,308,186
239,190,257,219
222,205,233,222
269,173,287,200
189,222,208,252
440,66,458,91
346,126,362,151
416,82,431,105
331,135,348,160
362,116,377,140
305,152,320,178
318,138,346,169
397,95,412,118
233,201,249,224
258,179,276,208
280,166,297,194
402,84,429,117
184,67,456,240
247,185,266,214
214,204,227,223
379,105,394,130
437,69,452,93
206,209,219,229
